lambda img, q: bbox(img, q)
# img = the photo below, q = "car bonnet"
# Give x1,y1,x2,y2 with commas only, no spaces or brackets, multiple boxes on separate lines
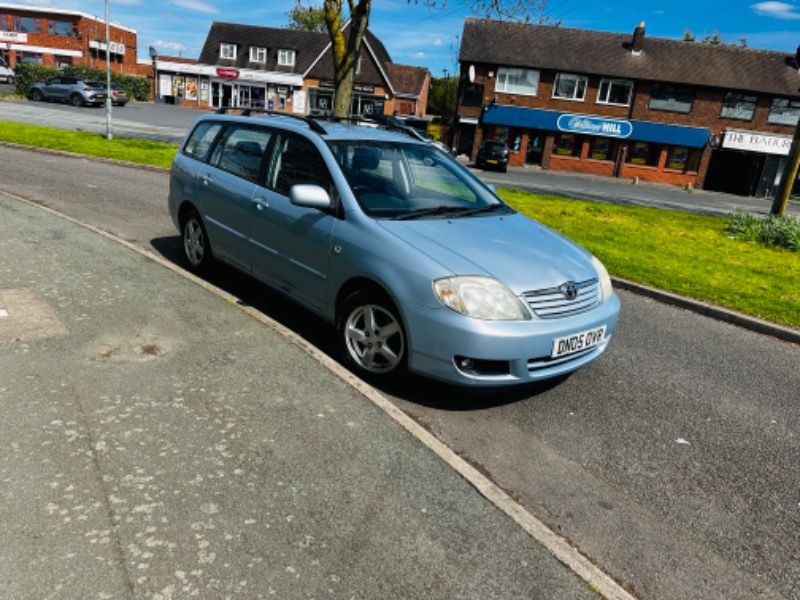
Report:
377,213,597,294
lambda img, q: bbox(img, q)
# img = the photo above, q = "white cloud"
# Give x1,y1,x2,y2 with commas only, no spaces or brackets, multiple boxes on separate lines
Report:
410,51,426,59
169,0,220,15
433,38,444,46
153,39,187,52
752,2,800,19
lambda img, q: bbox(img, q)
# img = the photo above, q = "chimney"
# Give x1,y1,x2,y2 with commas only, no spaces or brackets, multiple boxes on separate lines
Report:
795,45,800,71
632,21,645,55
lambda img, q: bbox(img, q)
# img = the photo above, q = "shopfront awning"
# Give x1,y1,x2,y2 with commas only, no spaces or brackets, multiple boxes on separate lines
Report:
482,105,710,148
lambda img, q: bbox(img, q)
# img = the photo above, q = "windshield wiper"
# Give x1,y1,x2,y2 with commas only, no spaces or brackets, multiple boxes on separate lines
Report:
457,203,510,217
391,205,472,220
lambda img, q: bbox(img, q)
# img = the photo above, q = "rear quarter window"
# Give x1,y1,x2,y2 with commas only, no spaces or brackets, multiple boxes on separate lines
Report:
183,121,223,162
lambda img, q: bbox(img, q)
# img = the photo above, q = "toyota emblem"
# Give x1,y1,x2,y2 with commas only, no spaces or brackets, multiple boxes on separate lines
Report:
560,281,578,300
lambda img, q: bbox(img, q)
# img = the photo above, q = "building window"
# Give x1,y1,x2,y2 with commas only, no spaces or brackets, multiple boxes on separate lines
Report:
553,73,588,101
54,55,73,68
0,14,9,31
554,133,583,157
48,20,76,36
249,46,267,63
721,92,757,121
649,84,694,114
767,98,800,126
627,141,660,166
589,137,616,161
220,43,237,60
665,146,700,172
14,16,42,33
278,49,296,67
20,52,43,64
597,79,633,106
495,67,540,96
461,82,484,107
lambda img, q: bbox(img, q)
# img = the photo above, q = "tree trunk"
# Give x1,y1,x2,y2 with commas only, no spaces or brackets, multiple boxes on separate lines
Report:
324,0,372,118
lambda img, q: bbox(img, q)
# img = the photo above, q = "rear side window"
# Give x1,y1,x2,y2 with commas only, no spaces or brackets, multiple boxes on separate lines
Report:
209,125,272,183
183,121,223,161
267,134,332,196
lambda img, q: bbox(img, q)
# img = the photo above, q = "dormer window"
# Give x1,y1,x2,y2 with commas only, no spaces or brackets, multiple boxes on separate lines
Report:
249,46,267,63
220,43,237,60
278,49,296,67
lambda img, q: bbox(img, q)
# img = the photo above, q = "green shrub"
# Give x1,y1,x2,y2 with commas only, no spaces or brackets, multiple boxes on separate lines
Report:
13,62,150,101
726,210,800,252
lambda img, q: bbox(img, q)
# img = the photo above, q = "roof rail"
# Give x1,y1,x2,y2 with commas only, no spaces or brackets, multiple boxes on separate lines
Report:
214,106,327,135
312,114,426,142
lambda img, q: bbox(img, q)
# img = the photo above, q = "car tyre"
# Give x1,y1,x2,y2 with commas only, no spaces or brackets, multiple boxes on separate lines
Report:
70,93,84,107
180,209,213,273
30,89,44,102
338,290,407,380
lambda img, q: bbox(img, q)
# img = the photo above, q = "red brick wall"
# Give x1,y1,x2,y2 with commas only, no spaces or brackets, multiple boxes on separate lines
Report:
0,8,139,74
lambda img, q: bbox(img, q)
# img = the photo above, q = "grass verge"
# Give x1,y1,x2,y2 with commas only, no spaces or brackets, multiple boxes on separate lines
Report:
0,121,177,168
500,190,800,329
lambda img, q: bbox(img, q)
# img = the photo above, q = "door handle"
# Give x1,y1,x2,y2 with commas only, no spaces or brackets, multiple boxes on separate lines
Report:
200,173,212,186
252,197,269,211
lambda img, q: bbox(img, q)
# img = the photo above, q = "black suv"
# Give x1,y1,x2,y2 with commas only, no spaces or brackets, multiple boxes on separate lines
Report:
475,140,510,172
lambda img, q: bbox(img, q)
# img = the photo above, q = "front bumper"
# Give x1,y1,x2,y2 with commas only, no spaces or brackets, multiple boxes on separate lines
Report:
402,293,621,387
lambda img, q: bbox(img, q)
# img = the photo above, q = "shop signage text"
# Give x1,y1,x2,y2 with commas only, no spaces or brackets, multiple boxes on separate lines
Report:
0,31,27,43
557,114,632,138
320,81,375,93
722,131,792,156
216,68,240,79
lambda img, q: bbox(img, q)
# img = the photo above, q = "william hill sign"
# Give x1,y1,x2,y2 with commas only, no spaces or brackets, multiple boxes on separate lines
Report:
557,114,633,138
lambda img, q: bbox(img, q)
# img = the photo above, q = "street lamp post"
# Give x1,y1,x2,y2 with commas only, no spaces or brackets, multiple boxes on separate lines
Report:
104,0,113,140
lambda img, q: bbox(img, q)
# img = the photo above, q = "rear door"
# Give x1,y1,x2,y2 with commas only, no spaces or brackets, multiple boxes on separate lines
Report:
196,123,273,269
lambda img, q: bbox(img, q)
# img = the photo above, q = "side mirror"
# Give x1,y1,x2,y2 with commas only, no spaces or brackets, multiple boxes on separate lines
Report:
289,184,331,210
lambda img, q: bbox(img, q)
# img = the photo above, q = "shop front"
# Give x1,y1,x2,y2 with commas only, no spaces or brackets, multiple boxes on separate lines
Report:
308,82,388,118
480,105,710,187
705,129,793,197
154,60,303,111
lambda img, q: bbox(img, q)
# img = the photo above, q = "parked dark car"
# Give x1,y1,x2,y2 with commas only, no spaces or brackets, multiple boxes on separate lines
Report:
27,77,106,107
475,139,510,172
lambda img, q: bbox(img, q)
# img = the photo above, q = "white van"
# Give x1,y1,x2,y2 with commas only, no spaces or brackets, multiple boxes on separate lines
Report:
0,57,14,84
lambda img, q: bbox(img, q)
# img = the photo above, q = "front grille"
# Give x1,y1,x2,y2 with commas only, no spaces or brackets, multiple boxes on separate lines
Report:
523,278,599,319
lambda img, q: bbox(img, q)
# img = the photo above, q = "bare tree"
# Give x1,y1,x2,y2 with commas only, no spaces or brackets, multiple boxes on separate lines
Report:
322,0,551,118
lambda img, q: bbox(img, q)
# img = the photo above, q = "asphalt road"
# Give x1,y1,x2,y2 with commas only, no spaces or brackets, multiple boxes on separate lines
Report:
2,102,800,599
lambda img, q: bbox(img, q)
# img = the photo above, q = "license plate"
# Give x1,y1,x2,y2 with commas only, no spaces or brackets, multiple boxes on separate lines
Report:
551,325,606,358
487,159,498,164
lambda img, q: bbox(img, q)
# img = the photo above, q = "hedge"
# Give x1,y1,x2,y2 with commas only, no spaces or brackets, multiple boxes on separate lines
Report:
13,63,150,101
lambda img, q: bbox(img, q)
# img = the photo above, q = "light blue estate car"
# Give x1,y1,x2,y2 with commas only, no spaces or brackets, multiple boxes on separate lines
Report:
168,109,620,387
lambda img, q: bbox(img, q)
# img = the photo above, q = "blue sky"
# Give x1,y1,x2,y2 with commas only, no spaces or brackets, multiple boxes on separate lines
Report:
21,0,800,76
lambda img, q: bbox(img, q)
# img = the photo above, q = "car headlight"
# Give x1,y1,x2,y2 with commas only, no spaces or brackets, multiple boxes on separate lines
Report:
433,276,531,320
591,255,614,302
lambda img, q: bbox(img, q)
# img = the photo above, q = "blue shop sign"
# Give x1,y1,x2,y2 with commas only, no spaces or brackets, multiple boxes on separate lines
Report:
557,114,632,138
483,105,710,148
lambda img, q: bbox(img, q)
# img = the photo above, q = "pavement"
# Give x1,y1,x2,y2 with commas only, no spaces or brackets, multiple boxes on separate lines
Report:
0,192,632,598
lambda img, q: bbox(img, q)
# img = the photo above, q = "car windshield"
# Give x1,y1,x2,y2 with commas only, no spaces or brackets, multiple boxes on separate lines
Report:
327,140,511,219
482,141,506,150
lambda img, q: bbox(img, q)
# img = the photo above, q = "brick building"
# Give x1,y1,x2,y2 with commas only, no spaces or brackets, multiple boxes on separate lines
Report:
0,2,142,75
457,18,800,196
154,21,430,119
